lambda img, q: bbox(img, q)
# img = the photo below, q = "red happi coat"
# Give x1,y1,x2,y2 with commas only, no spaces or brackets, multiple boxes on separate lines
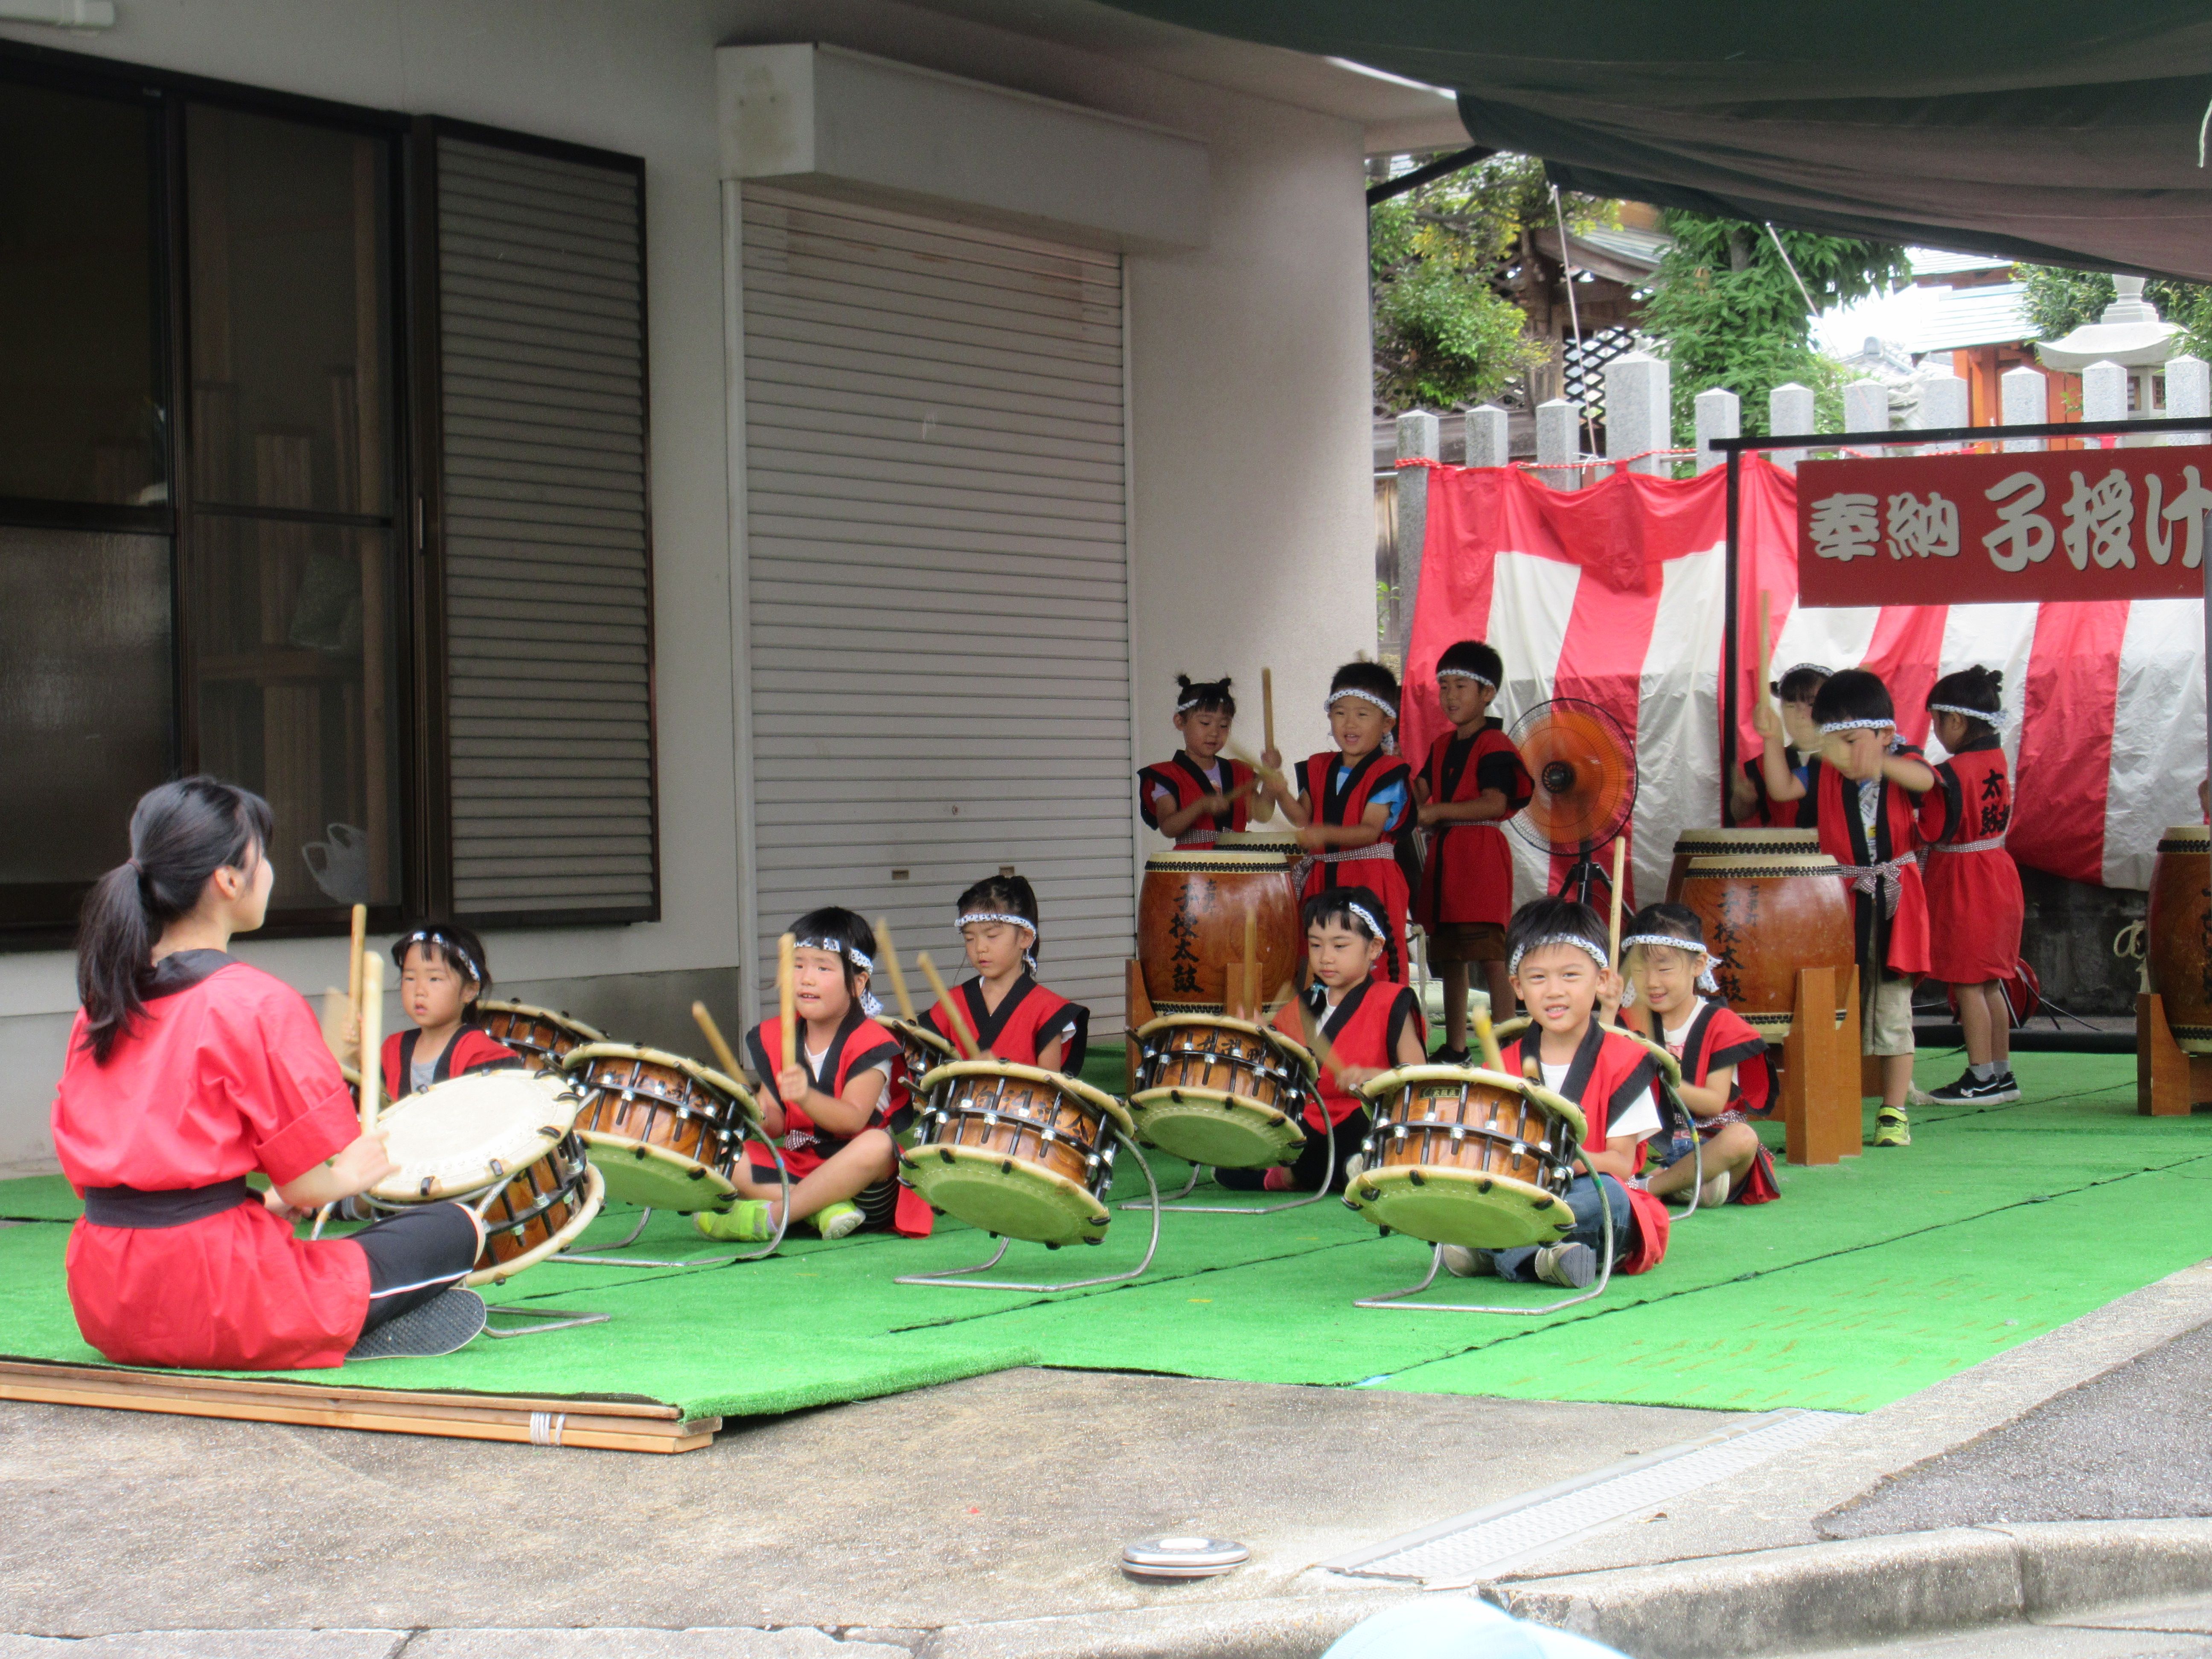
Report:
1806,751,1931,978
1416,721,1532,929
1917,736,2026,985
1270,979,1424,1131
1735,748,1810,829
1499,1022,1671,1274
927,973,1088,1072
380,1025,520,1101
744,1006,929,1236
1638,999,1780,1205
50,952,373,1370
1299,749,1414,984
1138,752,1255,847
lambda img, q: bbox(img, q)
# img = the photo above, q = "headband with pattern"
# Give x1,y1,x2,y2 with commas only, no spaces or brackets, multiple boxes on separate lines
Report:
1928,702,2004,725
1340,900,1385,942
1618,932,1722,997
1508,934,1611,977
795,935,881,1017
957,909,1039,970
1326,687,1398,718
1175,691,1225,714
1781,662,1834,681
1436,668,1497,690
394,927,483,987
1819,717,1894,734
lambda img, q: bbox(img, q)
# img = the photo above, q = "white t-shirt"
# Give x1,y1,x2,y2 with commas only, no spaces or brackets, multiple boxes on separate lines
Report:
1540,1059,1659,1147
806,1039,890,1089
1661,1016,1695,1059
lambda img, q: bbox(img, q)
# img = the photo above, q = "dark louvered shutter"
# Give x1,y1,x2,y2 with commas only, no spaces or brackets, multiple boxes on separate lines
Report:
432,131,656,923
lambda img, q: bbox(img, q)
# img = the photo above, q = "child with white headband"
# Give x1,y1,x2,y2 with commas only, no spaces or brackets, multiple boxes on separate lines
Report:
1619,903,1778,1208
1441,896,1671,1288
1413,638,1532,1057
1138,675,1271,848
700,906,914,1244
1741,662,1831,827
381,923,520,1100
1802,668,1936,1146
926,872,1088,1073
1912,667,2023,1107
1258,660,1417,984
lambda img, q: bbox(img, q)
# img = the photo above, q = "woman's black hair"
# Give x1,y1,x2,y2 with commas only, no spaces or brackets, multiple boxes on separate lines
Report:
791,906,877,995
1624,902,1706,954
1301,883,1399,981
1773,664,1831,704
1927,665,2004,740
1810,667,1896,729
1505,894,1608,964
391,923,492,1010
1436,639,1504,688
1327,659,1401,713
956,872,1042,965
1173,673,1236,718
77,777,275,1064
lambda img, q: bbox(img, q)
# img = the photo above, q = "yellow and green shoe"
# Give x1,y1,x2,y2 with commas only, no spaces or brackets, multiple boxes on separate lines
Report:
694,1199,777,1242
812,1200,864,1240
1874,1105,1912,1147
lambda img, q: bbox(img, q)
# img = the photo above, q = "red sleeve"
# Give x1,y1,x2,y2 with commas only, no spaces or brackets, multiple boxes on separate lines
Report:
379,1031,404,1103
223,981,361,1185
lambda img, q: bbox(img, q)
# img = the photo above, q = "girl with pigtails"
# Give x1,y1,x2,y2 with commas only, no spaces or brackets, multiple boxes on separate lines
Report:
1138,674,1269,847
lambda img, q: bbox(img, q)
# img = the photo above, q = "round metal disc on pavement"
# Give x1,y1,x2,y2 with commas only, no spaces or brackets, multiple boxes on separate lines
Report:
1120,1533,1250,1580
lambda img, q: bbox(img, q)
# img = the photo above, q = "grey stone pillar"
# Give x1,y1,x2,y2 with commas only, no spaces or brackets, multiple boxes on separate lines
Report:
1534,398,1583,491
2000,365,2047,452
1842,379,1889,441
1693,387,1740,475
1605,352,1673,476
2081,359,2127,425
1465,404,1510,469
1917,372,1968,452
1391,410,1440,669
2165,355,2210,445
1770,381,1815,472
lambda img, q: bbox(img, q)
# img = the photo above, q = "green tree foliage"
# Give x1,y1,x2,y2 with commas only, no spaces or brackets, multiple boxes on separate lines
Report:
1638,214,1911,442
2017,266,2212,362
1369,155,1604,414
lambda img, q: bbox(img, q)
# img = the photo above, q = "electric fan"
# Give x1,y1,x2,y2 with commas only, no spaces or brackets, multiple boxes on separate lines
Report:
1507,698,1637,908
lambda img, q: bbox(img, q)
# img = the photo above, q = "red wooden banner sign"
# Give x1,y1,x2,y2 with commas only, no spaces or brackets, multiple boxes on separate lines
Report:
1796,445,2212,606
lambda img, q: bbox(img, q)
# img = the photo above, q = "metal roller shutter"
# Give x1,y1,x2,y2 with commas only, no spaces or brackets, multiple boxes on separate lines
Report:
435,132,656,923
740,185,1132,1027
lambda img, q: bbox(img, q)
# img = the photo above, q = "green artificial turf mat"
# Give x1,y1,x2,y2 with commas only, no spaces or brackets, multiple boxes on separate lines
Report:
0,1175,83,1222
1,1048,2205,1418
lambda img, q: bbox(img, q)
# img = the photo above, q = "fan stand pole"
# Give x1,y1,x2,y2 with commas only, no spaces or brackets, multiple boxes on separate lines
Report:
1559,838,1604,907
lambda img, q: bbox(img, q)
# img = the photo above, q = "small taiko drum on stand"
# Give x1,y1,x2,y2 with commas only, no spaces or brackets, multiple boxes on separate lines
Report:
1126,1016,1320,1209
882,1016,959,1131
896,1061,1161,1293
475,1001,608,1075
2148,826,2212,1053
1675,851,1854,1039
361,1069,605,1288
1664,827,1819,903
1343,1066,1586,1250
558,1043,759,1214
1138,842,1302,1016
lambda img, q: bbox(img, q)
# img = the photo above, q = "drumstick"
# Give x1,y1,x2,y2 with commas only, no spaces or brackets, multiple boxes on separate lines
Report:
916,952,985,1060
873,920,920,1024
1262,666,1275,754
1607,836,1628,962
692,1000,747,1083
1757,589,1774,699
1227,744,1289,792
1294,994,1348,1086
357,952,384,1132
777,932,797,1075
346,903,366,1067
1469,989,1505,1073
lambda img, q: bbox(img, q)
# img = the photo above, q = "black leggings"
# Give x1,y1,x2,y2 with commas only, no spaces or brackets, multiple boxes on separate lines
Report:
1215,1110,1368,1194
351,1202,481,1333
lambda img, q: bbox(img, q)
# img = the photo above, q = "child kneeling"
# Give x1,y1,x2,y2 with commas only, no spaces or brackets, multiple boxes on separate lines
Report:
1442,896,1671,1288
1621,904,1779,1207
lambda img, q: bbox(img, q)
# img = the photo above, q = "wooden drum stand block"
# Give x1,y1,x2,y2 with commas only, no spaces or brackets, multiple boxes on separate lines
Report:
1781,965,1863,1165
2139,993,2212,1116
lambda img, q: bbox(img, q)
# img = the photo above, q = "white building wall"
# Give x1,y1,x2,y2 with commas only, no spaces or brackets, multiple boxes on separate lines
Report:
0,0,1372,1170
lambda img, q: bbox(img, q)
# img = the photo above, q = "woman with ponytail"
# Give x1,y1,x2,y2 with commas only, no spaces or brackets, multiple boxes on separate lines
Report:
52,778,483,1369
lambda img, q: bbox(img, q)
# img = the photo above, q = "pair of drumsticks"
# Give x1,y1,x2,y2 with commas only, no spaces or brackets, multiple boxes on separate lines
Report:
345,903,384,1133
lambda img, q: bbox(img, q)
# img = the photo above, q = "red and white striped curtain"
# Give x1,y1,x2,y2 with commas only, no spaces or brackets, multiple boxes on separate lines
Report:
1403,460,2206,908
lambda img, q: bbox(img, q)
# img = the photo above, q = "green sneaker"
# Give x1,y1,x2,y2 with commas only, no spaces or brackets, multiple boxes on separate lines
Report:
693,1199,776,1242
811,1200,864,1240
1874,1105,1912,1147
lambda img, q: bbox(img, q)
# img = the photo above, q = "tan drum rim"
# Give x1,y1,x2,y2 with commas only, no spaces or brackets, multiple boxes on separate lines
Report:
476,1000,608,1042
1143,851,1297,872
883,1016,958,1055
1215,830,1303,848
1358,1062,1586,1143
561,1042,760,1124
905,1141,1112,1223
917,1058,1135,1136
468,1163,605,1288
1671,829,1818,848
1683,854,1843,876
2157,826,2211,851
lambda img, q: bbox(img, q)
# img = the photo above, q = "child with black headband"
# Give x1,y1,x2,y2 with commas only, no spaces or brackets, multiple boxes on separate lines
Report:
380,923,518,1100
1258,660,1417,985
927,873,1088,1071
1138,675,1270,848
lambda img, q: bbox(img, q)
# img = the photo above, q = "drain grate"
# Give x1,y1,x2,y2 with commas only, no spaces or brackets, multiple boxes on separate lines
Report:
1323,1408,1850,1587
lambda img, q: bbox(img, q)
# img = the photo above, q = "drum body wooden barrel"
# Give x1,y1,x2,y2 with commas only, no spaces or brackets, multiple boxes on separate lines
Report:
1664,828,1819,903
1138,846,1301,1015
1342,1066,1586,1250
1675,853,1854,1038
2148,826,2212,1054
476,1001,607,1074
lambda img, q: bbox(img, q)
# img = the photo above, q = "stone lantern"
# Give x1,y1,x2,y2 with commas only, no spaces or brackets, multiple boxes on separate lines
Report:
2034,275,2183,416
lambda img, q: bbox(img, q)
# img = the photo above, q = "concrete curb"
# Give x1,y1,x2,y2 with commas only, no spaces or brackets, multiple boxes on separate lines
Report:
1489,1518,2212,1659
912,1590,1417,1659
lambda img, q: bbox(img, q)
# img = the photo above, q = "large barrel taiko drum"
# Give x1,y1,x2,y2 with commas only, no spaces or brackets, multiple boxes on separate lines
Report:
1665,827,1819,903
1138,842,1301,1016
2148,826,2212,1054
1674,852,1854,1038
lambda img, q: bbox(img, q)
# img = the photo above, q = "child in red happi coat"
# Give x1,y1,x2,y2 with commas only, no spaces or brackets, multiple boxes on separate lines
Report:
926,873,1088,1073
1740,663,1831,827
378,923,518,1101
1913,667,2025,1106
1138,674,1270,847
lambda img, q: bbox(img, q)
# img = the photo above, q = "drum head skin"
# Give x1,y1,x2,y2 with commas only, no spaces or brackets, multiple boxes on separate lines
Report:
1344,1164,1576,1250
369,1071,581,1203
581,1135,740,1213
902,1144,1111,1246
1127,1086,1304,1169
884,1017,958,1063
467,1164,606,1287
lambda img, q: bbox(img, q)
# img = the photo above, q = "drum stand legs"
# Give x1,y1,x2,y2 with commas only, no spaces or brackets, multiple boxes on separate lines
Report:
1125,1126,1337,1215
550,1142,793,1268
896,1129,1162,1293
1353,1190,1615,1316
483,1305,611,1338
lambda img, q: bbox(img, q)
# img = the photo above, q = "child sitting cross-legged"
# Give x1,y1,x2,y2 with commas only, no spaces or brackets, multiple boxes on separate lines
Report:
378,924,518,1102
1440,896,1671,1289
1619,904,1780,1208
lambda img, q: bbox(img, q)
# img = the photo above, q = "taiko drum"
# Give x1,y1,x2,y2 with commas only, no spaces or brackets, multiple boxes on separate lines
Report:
2148,826,2212,1054
475,1000,607,1074
1664,827,1819,903
1138,844,1301,1015
1674,852,1854,1038
1342,1066,1586,1250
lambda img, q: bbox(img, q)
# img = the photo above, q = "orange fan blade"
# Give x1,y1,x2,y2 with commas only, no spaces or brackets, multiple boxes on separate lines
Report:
1511,699,1637,852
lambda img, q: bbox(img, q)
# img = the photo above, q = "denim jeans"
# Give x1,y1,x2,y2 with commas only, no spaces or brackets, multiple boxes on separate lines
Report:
1490,1173,1634,1282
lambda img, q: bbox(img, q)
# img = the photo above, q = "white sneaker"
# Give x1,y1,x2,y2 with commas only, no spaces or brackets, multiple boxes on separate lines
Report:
1533,1242,1598,1289
1440,1244,1496,1278
1697,1169,1731,1208
1342,1153,1365,1184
